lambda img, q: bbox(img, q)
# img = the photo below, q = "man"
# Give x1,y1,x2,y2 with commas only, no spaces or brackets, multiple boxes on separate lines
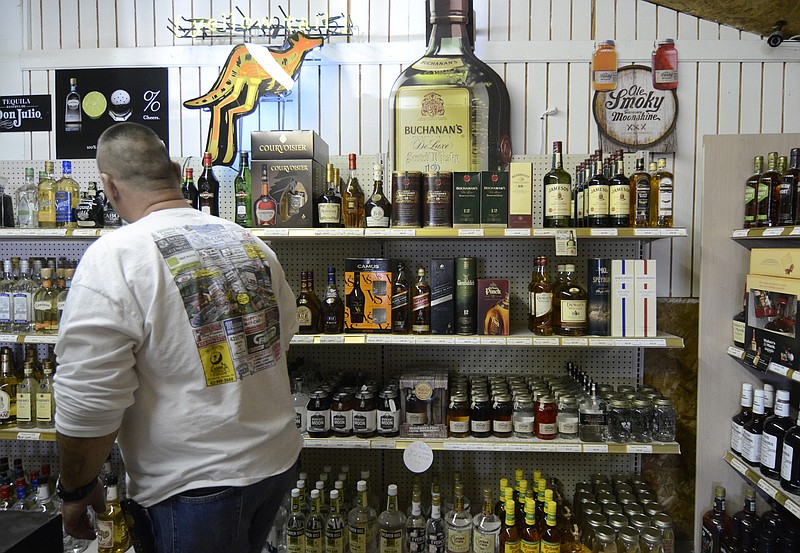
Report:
54,122,302,553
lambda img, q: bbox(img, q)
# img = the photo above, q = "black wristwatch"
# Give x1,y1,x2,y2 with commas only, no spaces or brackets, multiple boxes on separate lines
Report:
56,476,99,502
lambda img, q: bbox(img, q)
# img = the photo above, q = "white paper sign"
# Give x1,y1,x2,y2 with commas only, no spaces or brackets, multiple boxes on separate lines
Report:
403,441,434,473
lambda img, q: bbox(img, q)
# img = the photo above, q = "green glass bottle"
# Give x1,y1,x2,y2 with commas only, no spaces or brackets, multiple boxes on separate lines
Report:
234,152,252,227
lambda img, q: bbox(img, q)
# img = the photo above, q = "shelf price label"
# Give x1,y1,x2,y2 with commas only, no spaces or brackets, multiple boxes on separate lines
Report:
556,443,583,453
731,229,750,238
726,346,745,359
757,478,779,497
627,444,653,454
504,228,530,237
763,228,785,237
730,456,749,475
784,500,800,519
457,229,484,237
291,335,316,344
16,432,41,440
583,444,609,453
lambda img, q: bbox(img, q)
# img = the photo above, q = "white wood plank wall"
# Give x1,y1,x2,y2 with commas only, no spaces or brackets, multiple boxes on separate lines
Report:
2,0,800,298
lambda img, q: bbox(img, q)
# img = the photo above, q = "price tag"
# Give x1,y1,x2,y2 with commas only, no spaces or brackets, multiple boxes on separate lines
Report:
458,228,484,237
784,500,800,518
443,442,474,451
534,229,558,237
365,228,416,237
730,456,749,474
727,346,745,359
291,335,316,344
791,227,800,236
583,444,609,453
763,228,785,237
257,228,290,236
98,229,117,236
371,440,396,450
506,336,533,346
289,229,316,237
1,228,23,236
16,432,41,440
640,339,667,347
588,338,616,347
615,339,639,347
366,335,392,344
314,229,341,236
731,229,750,238
344,335,366,344
428,336,455,345
71,228,98,237
40,229,68,236
337,229,364,236
768,362,790,377
532,337,560,346
0,334,17,342
562,337,589,346
326,439,369,449
403,441,434,473
23,334,57,344
556,443,583,453
393,336,415,345
627,444,653,454
480,337,506,345
660,228,685,236
455,336,481,345
591,228,618,236
503,443,540,452
504,228,531,237
758,478,779,497
635,229,660,237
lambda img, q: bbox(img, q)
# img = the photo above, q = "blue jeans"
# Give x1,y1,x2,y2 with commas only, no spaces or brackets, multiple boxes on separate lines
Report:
144,468,293,553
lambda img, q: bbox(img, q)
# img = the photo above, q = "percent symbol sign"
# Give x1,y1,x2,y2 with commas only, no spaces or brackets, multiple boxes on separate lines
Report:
143,90,161,112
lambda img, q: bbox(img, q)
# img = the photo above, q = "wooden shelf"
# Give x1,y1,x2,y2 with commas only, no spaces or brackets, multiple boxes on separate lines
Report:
0,427,56,441
724,451,800,521
726,345,800,383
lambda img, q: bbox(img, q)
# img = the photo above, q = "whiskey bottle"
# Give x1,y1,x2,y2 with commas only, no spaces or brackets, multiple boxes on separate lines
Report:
234,152,253,227
700,486,732,553
37,161,57,229
391,263,411,334
15,168,38,228
740,388,766,466
379,484,406,553
254,166,278,227
390,0,512,173
96,475,131,553
15,366,36,430
34,362,54,429
347,272,367,325
181,167,199,209
539,502,561,553
744,156,764,228
732,291,746,349
297,271,321,334
317,164,343,228
542,141,572,228
349,480,378,553
730,487,759,553
767,155,788,227
646,160,660,227
54,161,80,228
757,152,779,228
0,353,16,427
321,267,344,334
653,158,674,228
498,500,519,553
761,389,793,479
286,488,307,553
197,152,220,217
365,164,391,228
586,152,610,227
553,264,587,336
608,150,630,227
582,158,593,228
777,154,796,226
787,148,800,224
730,383,754,456
520,498,540,553
412,268,431,335
343,154,365,228
573,163,583,226
780,411,800,494
306,489,326,553
528,256,553,336
629,158,650,227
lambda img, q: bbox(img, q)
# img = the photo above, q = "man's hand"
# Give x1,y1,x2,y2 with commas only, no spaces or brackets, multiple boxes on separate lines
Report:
61,479,105,540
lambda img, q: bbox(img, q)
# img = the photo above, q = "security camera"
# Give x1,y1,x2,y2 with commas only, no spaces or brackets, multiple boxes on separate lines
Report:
768,20,787,47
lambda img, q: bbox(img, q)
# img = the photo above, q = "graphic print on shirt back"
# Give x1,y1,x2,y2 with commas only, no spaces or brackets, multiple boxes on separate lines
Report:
152,224,282,386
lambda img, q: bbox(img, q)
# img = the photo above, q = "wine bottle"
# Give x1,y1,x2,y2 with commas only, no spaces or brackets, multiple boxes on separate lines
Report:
197,152,220,216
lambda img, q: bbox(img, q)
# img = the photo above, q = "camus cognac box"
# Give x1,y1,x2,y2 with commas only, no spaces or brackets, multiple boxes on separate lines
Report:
477,278,509,335
508,162,533,228
634,259,657,337
344,258,393,333
611,259,635,337
750,248,800,280
251,130,329,228
745,273,800,369
587,258,611,336
480,171,508,228
399,368,448,439
430,258,454,334
452,172,481,228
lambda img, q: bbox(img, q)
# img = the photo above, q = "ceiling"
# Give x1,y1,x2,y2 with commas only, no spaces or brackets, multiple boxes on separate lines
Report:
647,0,799,39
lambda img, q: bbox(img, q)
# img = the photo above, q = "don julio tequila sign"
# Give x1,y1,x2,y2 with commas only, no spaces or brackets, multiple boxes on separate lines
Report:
593,65,677,153
0,95,51,132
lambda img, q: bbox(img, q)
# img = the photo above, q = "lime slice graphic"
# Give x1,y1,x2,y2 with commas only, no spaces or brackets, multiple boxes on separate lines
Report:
82,91,107,119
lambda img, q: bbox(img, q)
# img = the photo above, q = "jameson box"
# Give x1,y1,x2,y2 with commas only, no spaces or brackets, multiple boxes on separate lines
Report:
750,248,800,280
611,259,635,337
452,172,481,228
400,368,448,439
480,171,508,227
477,278,509,335
587,259,611,336
508,162,533,228
745,273,800,369
430,258,454,334
250,130,329,228
344,258,393,333
634,259,657,337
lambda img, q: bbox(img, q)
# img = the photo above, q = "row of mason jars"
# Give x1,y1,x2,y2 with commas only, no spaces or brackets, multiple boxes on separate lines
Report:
447,372,677,442
573,474,674,553
304,381,402,438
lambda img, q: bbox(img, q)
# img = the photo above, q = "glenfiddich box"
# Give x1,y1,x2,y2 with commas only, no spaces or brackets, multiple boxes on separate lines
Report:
634,259,657,337
344,258,393,333
454,257,478,335
745,273,800,369
399,368,448,439
611,259,635,337
477,278,509,335
452,172,481,228
508,162,533,228
430,258,454,334
480,171,508,227
750,248,800,280
251,130,329,228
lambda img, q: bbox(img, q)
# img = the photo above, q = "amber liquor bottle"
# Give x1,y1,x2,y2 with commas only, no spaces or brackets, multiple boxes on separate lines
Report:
342,154,365,228
347,272,366,325
412,268,431,335
498,500,519,553
321,267,344,334
743,156,763,228
254,166,278,227
365,164,391,228
629,158,650,227
391,263,410,334
740,388,766,466
197,152,220,217
700,486,732,553
760,389,793,479
757,152,779,227
528,256,553,335
553,264,587,336
297,271,321,334
317,164,343,228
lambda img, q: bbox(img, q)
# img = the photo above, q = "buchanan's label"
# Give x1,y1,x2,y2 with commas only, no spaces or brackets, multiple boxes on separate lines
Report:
545,183,571,216
412,57,465,71
395,86,471,172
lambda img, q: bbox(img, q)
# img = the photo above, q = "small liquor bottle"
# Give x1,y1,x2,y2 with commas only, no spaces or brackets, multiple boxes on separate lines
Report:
96,475,131,553
780,411,800,494
528,256,553,335
653,158,674,228
760,389,793,479
744,156,764,228
543,141,572,228
317,164,343,228
553,264,587,336
347,272,366,325
740,388,766,466
608,150,630,227
757,152,779,228
181,168,198,209
412,268,431,335
234,152,253,227
321,267,344,334
700,486,732,553
472,489,500,553
629,158,651,227
391,263,411,334
342,154,365,228
365,164,391,228
297,271,321,334
586,152,610,227
254,166,278,227
730,382,754,456
197,152,220,217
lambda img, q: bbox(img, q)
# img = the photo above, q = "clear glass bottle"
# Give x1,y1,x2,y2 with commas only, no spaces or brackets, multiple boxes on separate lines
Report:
406,488,427,553
291,377,310,435
16,168,38,228
326,489,348,553
379,484,406,553
731,383,754,455
512,393,535,438
12,260,36,333
54,160,80,228
592,524,618,553
473,488,500,553
616,527,641,553
35,361,55,429
234,151,253,227
445,483,471,553
651,514,674,553
365,163,391,228
638,527,662,553
543,141,572,228
349,480,378,553
427,491,447,553
557,396,579,439
389,0,511,173
0,260,15,332
56,267,74,326
96,474,131,553
607,399,632,443
33,268,58,334
286,488,307,553
15,366,36,429
37,161,57,229
528,256,553,335
306,489,325,553
579,383,608,442
321,267,345,334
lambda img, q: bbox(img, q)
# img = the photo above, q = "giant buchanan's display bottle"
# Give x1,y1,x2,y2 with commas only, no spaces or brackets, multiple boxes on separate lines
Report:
390,0,512,173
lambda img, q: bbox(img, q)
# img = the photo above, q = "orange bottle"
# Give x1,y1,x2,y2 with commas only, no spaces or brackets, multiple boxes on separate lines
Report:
592,40,618,91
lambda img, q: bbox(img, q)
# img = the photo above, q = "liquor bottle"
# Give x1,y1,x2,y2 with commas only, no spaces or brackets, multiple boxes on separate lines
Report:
444,483,471,553
743,156,763,228
650,158,674,228
56,268,74,325
37,161,57,229
349,480,378,553
629,158,651,227
12,260,35,333
407,489,427,553
520,498,540,553
392,263,411,334
427,493,446,553
15,168,38,228
730,383,754,456
254,165,278,227
297,271,321,334
499,500,519,553
317,164,343,228
181,167,198,209
64,77,81,132
286,488,306,553
365,164,391,228
197,152,220,217
306,488,325,553
586,152,610,227
553,264,587,336
732,291,746,349
763,383,775,417
730,487,759,553
780,410,800,494
0,261,14,333
761,389,793,479
740,388,766,466
15,366,36,430
538,501,560,553
35,362,54,429
326,489,348,553
76,182,104,228
572,163,582,226
10,481,31,510
778,152,798,226
54,160,80,228
104,197,122,228
701,486,732,553
767,155,787,227
389,0,511,173
0,484,12,510
543,141,572,228
234,152,253,227
473,489,500,553
787,148,800,224
527,256,552,335
757,152,780,228
379,484,406,553
608,150,630,227
412,268,431,335
33,268,57,334
321,267,345,334
578,382,607,442
342,154,365,228
96,474,131,553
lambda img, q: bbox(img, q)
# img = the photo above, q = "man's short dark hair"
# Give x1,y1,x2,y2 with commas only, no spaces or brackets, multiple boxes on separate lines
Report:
96,123,178,191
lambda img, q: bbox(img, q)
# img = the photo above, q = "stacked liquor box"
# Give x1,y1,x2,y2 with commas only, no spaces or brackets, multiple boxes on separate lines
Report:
250,130,329,228
610,259,657,337
344,258,393,333
399,368,448,439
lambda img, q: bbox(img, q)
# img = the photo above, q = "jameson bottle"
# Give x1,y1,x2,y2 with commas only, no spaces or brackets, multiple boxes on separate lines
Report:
390,0,512,173
542,141,571,227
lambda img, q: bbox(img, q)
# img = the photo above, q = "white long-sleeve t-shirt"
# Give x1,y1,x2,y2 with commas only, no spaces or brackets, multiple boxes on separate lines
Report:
54,208,302,507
